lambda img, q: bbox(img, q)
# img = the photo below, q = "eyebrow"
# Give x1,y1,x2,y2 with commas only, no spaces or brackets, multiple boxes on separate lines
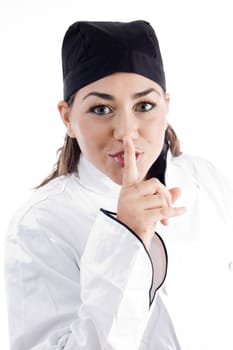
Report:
82,88,161,101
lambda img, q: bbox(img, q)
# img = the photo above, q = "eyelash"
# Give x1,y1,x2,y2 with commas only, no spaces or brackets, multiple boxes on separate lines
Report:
88,101,156,116
89,104,112,115
136,101,156,112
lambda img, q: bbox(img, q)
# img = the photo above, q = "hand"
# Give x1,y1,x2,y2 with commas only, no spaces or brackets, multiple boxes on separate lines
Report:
117,137,186,249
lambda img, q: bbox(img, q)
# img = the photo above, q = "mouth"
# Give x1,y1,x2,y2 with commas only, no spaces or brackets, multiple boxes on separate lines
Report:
109,151,143,167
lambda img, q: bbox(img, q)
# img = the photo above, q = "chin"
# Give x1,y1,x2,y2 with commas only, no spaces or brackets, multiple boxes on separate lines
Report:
105,168,123,185
109,173,123,185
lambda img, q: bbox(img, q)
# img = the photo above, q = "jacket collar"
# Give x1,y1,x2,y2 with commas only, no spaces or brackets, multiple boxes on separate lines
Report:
77,151,184,197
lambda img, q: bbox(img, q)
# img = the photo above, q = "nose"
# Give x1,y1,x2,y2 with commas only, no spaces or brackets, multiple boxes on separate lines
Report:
113,112,139,141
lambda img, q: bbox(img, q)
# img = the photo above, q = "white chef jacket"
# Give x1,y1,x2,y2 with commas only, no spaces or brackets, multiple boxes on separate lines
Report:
4,153,233,350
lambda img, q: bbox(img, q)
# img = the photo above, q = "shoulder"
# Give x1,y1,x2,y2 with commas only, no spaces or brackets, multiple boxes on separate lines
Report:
170,153,214,172
169,153,232,198
6,175,79,237
169,153,222,178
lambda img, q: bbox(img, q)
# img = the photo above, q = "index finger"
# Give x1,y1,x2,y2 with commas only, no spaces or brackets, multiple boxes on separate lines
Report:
122,137,138,186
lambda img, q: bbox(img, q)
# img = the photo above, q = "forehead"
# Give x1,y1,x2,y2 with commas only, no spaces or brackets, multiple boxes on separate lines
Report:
75,72,163,99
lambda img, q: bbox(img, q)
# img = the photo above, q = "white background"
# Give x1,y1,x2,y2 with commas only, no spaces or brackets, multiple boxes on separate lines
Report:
0,0,233,348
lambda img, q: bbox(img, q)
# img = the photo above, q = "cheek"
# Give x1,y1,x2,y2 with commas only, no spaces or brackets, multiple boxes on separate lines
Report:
72,118,109,151
145,117,167,145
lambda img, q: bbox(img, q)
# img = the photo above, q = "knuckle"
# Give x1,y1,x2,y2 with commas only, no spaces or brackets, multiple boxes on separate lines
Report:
150,177,160,186
159,206,174,217
156,193,167,207
159,207,167,216
157,193,165,201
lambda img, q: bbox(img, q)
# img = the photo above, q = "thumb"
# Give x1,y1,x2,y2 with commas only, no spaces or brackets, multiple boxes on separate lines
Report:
169,187,182,204
160,187,185,226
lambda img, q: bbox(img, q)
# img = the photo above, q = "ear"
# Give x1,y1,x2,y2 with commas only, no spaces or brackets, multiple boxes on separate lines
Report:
57,100,75,138
163,93,170,128
164,93,170,111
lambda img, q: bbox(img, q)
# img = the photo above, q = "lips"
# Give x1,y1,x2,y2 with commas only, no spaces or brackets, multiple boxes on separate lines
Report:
111,152,125,167
110,151,142,167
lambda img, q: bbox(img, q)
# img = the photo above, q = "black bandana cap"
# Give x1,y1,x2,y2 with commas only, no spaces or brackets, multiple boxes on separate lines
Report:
62,20,166,101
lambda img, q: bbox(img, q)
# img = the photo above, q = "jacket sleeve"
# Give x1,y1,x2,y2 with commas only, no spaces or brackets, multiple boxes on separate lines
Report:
5,207,165,350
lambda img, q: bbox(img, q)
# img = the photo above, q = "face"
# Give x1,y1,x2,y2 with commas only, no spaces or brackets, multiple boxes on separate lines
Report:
58,72,169,185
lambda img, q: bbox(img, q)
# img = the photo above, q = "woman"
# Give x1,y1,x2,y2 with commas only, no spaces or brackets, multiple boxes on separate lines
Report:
5,20,233,349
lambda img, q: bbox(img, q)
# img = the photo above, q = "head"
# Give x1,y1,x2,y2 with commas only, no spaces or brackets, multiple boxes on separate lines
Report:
58,72,169,185
37,20,181,188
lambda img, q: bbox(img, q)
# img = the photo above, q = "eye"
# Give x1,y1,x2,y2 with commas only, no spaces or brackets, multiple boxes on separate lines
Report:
89,104,112,115
136,101,155,112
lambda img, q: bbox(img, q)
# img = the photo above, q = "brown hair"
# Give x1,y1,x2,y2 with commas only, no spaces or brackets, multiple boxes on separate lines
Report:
36,123,181,189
